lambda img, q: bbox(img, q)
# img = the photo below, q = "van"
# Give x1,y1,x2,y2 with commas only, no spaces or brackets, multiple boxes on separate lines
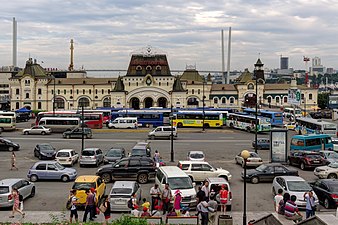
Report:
290,134,333,152
204,177,232,211
130,142,151,157
148,126,177,139
107,117,138,129
155,166,197,208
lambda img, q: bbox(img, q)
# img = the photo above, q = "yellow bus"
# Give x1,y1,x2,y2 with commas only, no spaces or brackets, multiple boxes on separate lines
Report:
172,111,223,128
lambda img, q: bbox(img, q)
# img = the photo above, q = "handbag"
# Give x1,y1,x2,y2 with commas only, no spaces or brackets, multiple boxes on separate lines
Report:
99,204,107,213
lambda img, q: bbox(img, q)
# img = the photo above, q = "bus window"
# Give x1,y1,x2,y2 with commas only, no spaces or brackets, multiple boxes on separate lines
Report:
305,138,321,147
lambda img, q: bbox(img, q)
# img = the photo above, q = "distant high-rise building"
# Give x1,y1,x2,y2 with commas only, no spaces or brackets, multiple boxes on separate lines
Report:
280,56,289,70
312,57,321,66
311,56,325,76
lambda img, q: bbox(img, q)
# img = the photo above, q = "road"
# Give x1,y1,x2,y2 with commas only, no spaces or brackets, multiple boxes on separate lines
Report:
0,123,334,213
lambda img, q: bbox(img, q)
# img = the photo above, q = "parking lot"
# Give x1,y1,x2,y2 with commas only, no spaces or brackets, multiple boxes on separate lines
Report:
0,121,336,213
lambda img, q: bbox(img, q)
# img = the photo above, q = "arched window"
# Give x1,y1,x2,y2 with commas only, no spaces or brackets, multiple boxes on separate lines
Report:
103,97,111,108
25,93,30,99
38,89,42,95
16,102,19,109
283,96,288,103
192,89,194,94
187,97,199,106
83,89,85,94
55,98,65,109
38,102,42,109
309,93,313,100
276,96,280,103
267,96,272,103
78,97,90,108
230,97,235,104
213,97,219,104
222,97,226,104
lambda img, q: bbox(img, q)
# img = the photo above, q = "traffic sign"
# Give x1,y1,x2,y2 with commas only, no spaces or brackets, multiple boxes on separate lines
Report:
288,89,301,105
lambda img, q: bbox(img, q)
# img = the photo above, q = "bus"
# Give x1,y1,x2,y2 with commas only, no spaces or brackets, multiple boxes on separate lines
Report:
80,113,103,129
111,110,164,127
283,107,302,120
295,117,338,137
290,134,333,152
178,110,229,126
0,116,16,131
243,108,283,126
38,117,80,133
0,111,16,117
226,113,271,133
80,109,111,125
172,111,223,128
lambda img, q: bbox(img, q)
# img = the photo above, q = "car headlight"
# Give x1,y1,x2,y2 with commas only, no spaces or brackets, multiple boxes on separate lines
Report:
191,194,196,199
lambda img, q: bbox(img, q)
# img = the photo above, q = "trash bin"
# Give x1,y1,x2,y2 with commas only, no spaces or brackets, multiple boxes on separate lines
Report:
218,214,233,225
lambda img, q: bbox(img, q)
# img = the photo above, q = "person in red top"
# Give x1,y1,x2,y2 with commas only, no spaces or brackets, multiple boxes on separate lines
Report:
219,184,228,214
141,207,151,217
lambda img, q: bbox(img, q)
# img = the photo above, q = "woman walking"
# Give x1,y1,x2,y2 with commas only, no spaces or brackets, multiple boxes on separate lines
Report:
173,190,182,216
9,188,24,218
219,184,229,214
11,152,18,170
102,196,111,225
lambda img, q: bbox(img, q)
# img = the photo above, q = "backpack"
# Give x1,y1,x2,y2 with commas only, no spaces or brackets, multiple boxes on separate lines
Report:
127,198,133,209
19,194,23,202
66,197,72,210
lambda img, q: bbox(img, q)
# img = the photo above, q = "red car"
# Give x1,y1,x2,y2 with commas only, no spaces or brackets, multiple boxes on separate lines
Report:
288,152,328,170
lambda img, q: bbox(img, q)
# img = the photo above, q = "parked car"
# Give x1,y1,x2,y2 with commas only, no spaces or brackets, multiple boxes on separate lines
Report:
63,128,92,139
235,151,263,168
314,162,338,179
71,175,106,206
187,151,205,161
283,122,297,130
319,150,338,164
0,178,35,208
205,177,232,211
177,161,232,182
79,148,104,167
148,126,177,140
27,161,77,182
310,179,338,209
22,126,51,135
0,138,20,151
241,163,298,184
272,176,318,209
288,151,328,170
55,149,79,166
104,148,126,164
332,138,338,152
96,157,156,184
252,138,270,150
130,142,151,157
109,181,142,212
34,143,56,160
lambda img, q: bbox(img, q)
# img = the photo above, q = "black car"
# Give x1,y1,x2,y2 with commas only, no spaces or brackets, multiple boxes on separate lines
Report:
104,148,126,164
96,157,156,184
63,128,92,139
241,163,298,184
0,138,20,151
310,179,338,209
34,143,56,159
252,138,270,150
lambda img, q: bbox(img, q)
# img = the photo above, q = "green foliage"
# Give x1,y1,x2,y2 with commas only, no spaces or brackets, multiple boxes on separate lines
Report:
318,92,329,109
111,216,148,225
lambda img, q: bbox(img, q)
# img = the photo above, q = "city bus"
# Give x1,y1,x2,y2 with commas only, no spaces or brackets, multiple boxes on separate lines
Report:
0,116,16,132
80,113,103,129
81,108,111,125
290,134,333,151
172,111,223,128
226,113,271,133
283,107,302,120
243,108,283,126
178,110,229,126
0,111,16,117
38,117,80,133
111,110,164,127
295,117,338,137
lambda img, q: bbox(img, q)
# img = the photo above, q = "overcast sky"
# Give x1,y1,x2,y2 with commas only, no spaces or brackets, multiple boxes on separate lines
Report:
1,0,338,72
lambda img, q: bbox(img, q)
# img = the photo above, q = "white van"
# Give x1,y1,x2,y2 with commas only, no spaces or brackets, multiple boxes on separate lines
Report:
155,166,197,208
107,117,138,129
148,126,177,139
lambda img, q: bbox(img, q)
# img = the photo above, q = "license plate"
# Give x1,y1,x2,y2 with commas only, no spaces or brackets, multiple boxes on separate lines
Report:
59,159,66,161
114,199,125,205
313,161,319,163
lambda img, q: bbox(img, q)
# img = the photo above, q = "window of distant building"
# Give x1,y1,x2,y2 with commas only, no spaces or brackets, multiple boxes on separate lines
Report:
309,93,313,100
38,102,42,109
89,89,91,95
38,89,42,95
16,89,20,95
301,93,304,100
284,96,288,103
198,89,200,95
58,89,60,95
55,98,65,109
76,89,79,95
103,97,111,108
64,89,66,95
267,96,272,103
25,93,30,99
230,97,235,104
25,80,30,86
222,97,226,104
78,97,90,108
83,89,85,94
51,90,54,95
70,89,73,95
192,89,194,94
16,102,19,109
276,96,280,104
213,97,219,104
102,89,104,94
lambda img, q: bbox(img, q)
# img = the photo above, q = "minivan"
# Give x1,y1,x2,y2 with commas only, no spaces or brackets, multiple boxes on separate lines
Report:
155,166,197,208
108,117,138,129
148,126,177,139
290,134,333,152
130,142,151,157
79,148,104,167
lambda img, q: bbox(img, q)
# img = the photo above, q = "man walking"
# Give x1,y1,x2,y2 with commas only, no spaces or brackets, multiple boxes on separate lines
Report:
150,184,161,211
201,181,210,200
161,183,172,215
83,189,95,222
197,197,211,225
208,194,218,225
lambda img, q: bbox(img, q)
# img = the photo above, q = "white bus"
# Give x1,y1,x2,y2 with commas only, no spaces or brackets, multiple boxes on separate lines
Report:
296,117,338,137
38,117,80,133
226,113,271,133
0,116,16,132
0,111,16,117
283,107,302,120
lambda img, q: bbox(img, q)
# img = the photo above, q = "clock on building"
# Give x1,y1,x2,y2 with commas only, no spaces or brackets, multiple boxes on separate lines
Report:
146,78,152,85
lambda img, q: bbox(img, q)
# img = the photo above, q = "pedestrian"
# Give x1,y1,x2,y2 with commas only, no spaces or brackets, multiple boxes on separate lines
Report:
219,184,228,214
197,196,210,225
130,204,140,217
304,191,316,218
141,198,151,211
69,190,78,223
151,205,161,216
154,150,160,163
278,192,290,215
9,188,25,218
10,152,18,170
90,188,98,218
102,196,111,224
141,207,151,217
284,195,303,223
197,186,206,204
201,181,210,200
83,189,95,222
208,194,218,225
150,184,161,211
131,192,138,209
173,190,182,216
274,189,284,213
161,183,172,215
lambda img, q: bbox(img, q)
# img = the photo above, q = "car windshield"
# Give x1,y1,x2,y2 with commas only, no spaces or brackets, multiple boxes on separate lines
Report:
167,177,193,190
325,152,338,159
250,152,259,158
287,181,312,192
306,154,321,159
328,162,338,168
2,139,12,143
256,164,268,172
82,150,95,156
111,188,132,195
107,150,122,157
190,153,204,159
0,186,9,194
329,183,338,192
72,182,96,190
39,145,54,151
57,152,69,157
55,162,65,170
131,149,145,156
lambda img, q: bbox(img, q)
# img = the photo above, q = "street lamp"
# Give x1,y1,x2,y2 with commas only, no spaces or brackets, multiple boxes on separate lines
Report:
241,149,250,225
79,99,85,152
53,75,56,116
254,59,264,154
169,91,174,162
202,77,206,132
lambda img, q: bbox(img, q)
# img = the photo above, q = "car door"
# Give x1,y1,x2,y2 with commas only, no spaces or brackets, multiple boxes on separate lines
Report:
236,153,243,165
71,128,79,138
274,177,284,194
274,166,288,177
260,166,275,182
111,159,129,179
135,182,142,202
46,163,60,180
0,140,7,151
190,163,204,181
97,149,103,163
128,159,141,180
96,177,105,199
18,180,31,199
201,163,215,180
35,163,47,179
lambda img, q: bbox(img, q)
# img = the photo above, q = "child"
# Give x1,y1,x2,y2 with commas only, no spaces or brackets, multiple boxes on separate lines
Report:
141,207,151,217
141,198,150,211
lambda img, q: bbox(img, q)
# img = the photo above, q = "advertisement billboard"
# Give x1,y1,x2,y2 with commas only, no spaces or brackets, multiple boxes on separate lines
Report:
270,129,288,163
288,89,301,106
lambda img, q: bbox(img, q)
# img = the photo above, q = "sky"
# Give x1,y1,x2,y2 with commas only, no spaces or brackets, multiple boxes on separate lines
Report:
1,0,338,72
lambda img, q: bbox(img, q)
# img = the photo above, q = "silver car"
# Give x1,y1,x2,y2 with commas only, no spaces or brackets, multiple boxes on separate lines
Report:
79,148,104,167
0,178,35,208
22,126,51,135
109,181,142,212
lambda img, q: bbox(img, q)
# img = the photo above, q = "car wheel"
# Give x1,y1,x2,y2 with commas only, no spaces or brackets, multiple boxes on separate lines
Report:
251,176,259,184
300,162,306,170
108,125,112,129
8,147,14,152
84,135,88,139
30,187,36,197
101,173,112,183
137,173,148,184
328,173,337,179
61,175,69,182
150,135,155,140
272,187,276,195
66,135,70,139
24,131,29,135
41,131,46,135
30,175,38,182
324,197,330,209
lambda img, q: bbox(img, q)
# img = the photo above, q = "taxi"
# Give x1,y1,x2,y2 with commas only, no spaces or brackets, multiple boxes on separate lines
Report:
284,122,297,130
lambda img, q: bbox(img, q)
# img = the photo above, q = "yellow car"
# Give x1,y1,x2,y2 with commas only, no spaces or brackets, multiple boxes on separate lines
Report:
283,122,297,130
71,175,106,206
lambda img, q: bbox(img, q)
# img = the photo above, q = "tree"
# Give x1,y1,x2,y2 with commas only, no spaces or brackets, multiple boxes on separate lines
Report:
318,92,329,109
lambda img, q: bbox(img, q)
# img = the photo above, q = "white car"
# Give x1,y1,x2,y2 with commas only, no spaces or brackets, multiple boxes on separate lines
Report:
272,176,319,209
314,162,338,179
187,151,205,161
235,151,263,168
55,149,79,166
332,138,338,152
283,122,297,130
178,160,232,182
23,126,51,135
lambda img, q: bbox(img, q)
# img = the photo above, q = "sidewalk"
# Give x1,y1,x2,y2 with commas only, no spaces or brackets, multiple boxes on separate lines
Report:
1,210,337,224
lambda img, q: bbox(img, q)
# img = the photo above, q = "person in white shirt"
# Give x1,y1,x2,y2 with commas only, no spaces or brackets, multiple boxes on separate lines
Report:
131,205,140,217
150,184,161,211
201,181,210,200
274,189,284,213
69,190,78,223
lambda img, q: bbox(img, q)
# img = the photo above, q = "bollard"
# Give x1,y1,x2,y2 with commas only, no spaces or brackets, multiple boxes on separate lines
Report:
218,214,233,225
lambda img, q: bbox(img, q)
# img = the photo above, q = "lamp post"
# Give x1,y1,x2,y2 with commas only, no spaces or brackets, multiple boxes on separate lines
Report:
79,100,85,152
255,77,258,154
170,91,174,162
254,59,264,154
53,75,56,116
202,77,205,132
241,150,250,225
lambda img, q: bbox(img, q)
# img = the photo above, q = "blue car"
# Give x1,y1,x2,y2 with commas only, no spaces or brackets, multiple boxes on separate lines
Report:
252,138,270,150
27,161,77,182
